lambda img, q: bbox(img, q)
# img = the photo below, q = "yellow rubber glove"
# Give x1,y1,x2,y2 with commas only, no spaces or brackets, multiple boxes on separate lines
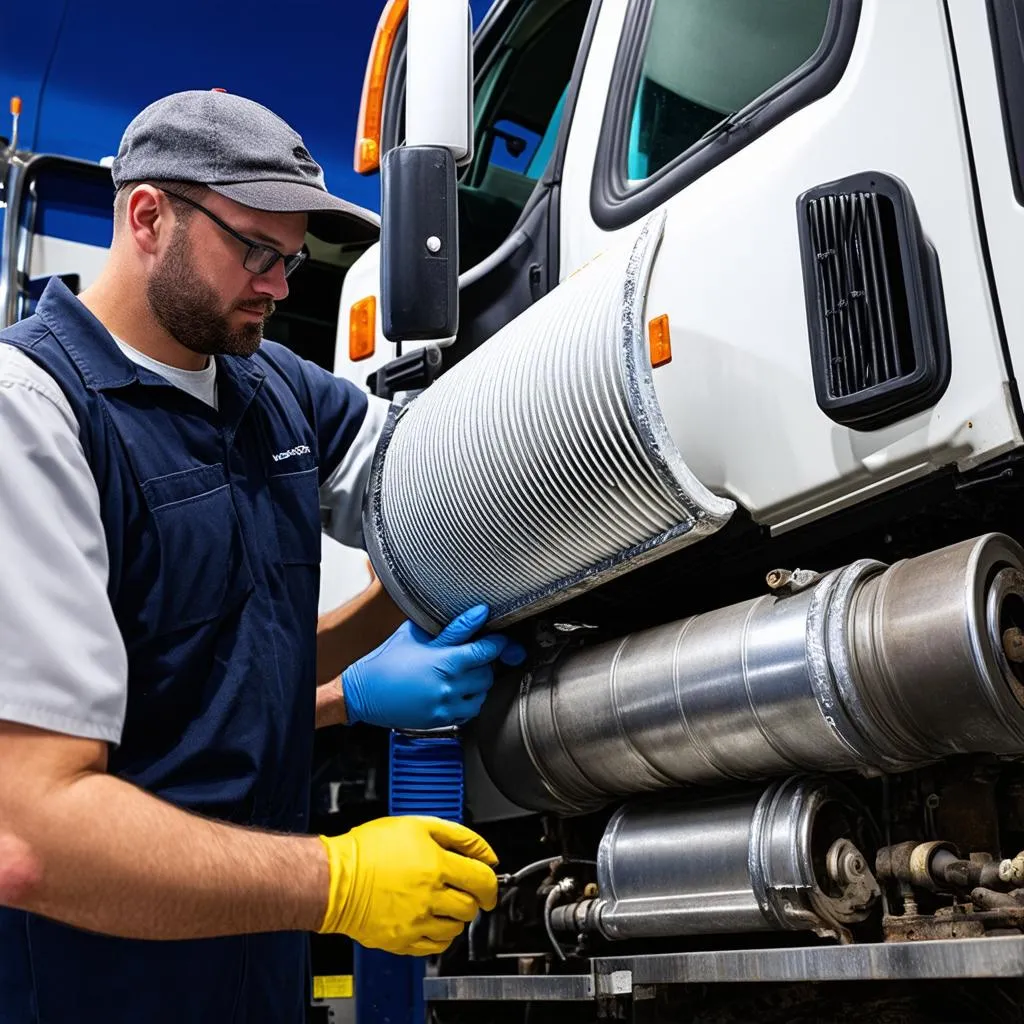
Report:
317,815,498,956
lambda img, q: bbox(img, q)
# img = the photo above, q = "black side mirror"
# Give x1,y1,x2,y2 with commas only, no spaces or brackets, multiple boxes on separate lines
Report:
379,145,459,342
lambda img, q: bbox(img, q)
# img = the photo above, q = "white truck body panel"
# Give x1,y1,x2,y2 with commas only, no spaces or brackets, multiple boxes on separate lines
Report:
334,0,1024,594
948,0,1024,406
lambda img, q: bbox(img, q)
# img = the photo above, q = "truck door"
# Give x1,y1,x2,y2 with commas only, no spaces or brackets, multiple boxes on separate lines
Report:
552,0,1023,535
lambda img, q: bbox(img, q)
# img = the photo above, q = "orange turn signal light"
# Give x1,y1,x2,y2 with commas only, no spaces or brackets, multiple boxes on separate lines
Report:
648,314,672,368
349,297,377,362
354,0,408,175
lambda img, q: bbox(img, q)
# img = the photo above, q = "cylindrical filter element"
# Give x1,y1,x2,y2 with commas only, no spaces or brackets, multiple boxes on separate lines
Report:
363,212,735,632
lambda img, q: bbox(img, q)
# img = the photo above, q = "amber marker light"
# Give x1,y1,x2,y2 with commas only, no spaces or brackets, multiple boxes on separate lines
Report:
648,313,672,368
354,0,408,174
349,297,377,361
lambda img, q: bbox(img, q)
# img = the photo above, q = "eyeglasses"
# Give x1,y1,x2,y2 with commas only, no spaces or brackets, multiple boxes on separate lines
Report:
160,189,309,279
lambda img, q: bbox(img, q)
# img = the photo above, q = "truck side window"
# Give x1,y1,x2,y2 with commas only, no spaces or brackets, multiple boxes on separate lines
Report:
592,0,862,229
626,0,830,182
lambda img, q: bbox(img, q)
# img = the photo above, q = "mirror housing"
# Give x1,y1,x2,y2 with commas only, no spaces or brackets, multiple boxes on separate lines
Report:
379,0,470,344
380,145,459,342
405,0,473,166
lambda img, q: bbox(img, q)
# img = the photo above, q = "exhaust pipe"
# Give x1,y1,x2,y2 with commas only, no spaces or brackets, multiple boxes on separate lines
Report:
476,534,1024,814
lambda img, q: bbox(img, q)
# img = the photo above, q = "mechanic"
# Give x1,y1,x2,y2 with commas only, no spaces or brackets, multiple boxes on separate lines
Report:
0,90,524,1023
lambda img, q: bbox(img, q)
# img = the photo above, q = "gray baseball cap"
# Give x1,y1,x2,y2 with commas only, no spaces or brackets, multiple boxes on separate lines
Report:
112,90,379,244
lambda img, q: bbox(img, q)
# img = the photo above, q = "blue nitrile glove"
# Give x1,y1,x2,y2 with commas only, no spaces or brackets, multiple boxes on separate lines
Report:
341,603,528,730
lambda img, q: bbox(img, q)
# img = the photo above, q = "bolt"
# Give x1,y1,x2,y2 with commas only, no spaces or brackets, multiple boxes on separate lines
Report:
425,235,442,253
518,957,542,976
766,569,791,590
837,852,863,884
1004,627,1024,663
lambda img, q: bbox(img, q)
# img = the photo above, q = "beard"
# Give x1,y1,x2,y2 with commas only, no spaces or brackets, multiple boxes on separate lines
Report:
146,226,275,357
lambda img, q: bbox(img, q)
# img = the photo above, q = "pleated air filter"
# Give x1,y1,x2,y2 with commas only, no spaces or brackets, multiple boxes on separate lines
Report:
364,211,736,632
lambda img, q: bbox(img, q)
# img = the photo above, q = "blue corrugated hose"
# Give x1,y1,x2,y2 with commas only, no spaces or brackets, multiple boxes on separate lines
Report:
388,732,464,820
354,731,465,1024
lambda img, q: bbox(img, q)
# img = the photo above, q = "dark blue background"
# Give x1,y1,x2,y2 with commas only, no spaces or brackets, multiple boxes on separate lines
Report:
0,1,494,213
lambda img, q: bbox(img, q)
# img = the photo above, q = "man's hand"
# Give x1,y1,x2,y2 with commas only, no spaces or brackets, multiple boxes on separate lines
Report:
317,816,498,955
340,604,527,730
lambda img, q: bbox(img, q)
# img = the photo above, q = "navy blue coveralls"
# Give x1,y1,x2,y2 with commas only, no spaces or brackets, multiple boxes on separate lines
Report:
0,280,370,1023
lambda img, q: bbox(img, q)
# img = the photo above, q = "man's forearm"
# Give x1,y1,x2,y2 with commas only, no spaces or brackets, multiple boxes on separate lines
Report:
2,730,328,940
316,676,347,729
316,575,405,686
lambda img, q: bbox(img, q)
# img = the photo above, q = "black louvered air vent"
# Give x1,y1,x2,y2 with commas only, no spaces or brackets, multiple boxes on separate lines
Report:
797,172,950,430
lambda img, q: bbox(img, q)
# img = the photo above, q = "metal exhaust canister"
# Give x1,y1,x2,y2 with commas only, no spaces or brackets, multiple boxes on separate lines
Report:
477,534,1024,814
550,775,880,944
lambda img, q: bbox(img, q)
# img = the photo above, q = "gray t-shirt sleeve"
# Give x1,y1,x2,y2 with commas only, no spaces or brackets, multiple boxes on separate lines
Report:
0,346,127,743
318,393,390,550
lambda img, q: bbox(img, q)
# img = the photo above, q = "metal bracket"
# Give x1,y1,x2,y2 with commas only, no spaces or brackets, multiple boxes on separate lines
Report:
424,935,1024,1003
365,344,442,400
766,567,822,595
595,970,633,998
